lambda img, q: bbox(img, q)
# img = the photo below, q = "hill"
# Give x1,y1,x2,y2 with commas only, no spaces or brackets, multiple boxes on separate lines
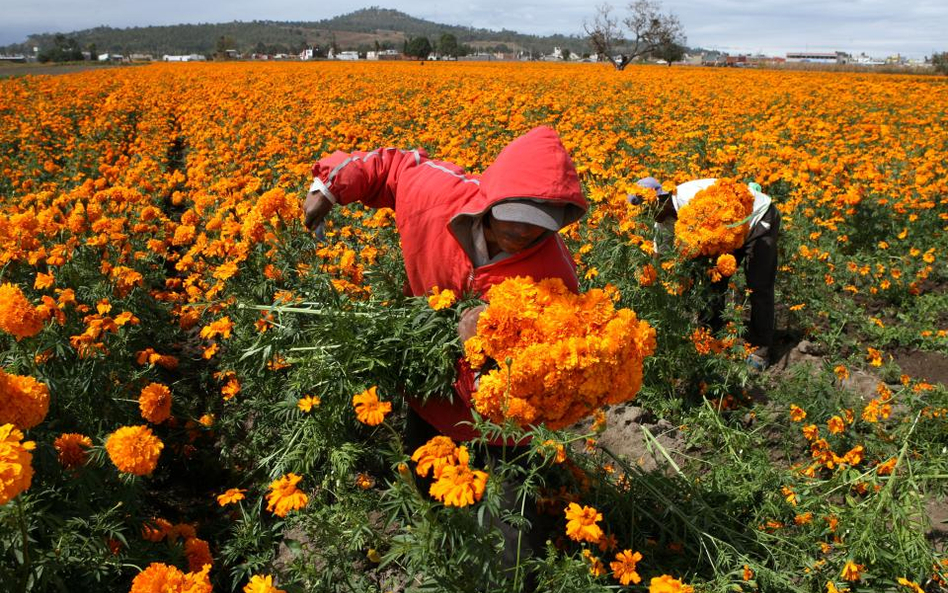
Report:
2,7,590,57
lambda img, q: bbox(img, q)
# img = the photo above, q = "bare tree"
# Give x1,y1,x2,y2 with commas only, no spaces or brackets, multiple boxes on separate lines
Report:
585,0,687,70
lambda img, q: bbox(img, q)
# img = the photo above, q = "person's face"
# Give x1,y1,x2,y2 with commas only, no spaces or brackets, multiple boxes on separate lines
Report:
485,213,548,254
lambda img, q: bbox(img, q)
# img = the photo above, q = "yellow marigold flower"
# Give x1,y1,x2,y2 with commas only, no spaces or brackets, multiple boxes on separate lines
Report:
827,416,845,435
266,473,308,517
0,369,50,430
129,562,212,593
897,577,926,593
789,404,806,422
185,536,213,572
297,395,321,412
649,574,695,593
352,386,391,426
0,424,35,505
105,425,163,476
54,433,92,469
34,273,54,290
411,435,459,478
825,582,848,593
139,382,172,424
781,486,798,506
840,560,863,582
716,253,738,277
243,574,287,593
564,502,603,543
217,488,247,506
0,283,45,340
429,446,488,507
427,286,457,310
866,347,883,367
198,414,215,427
610,549,643,585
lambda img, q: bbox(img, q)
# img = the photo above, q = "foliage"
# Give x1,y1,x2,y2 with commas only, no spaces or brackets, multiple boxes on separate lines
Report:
0,62,945,593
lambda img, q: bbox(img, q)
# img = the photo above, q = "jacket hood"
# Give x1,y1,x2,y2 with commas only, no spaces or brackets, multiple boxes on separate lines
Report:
449,126,587,261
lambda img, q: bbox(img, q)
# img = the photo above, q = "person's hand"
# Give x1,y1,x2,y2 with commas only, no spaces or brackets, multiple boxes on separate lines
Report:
457,303,487,343
303,190,334,231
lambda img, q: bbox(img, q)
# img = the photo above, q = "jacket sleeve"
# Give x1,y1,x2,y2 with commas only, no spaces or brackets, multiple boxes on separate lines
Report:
311,148,428,209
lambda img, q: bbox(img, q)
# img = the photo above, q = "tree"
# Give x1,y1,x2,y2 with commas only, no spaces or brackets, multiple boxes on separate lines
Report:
439,33,459,58
37,34,83,63
584,0,686,70
933,52,948,75
405,37,433,59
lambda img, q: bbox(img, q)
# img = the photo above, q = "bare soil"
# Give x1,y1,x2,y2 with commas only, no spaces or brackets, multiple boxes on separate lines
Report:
894,350,948,387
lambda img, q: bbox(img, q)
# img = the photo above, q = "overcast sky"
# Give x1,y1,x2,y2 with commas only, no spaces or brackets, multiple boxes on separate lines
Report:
1,0,944,58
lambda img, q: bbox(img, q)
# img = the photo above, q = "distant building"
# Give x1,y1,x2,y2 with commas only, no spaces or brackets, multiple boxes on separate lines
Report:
0,55,27,63
299,48,315,61
163,54,207,62
129,54,153,62
329,49,359,61
786,52,841,64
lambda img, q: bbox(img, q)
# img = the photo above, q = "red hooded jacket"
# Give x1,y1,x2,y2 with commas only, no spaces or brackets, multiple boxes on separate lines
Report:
311,126,588,440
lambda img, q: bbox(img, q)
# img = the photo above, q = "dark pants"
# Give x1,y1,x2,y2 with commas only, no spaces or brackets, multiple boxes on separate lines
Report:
709,205,781,353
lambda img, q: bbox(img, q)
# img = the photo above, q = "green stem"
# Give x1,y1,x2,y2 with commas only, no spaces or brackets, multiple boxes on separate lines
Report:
16,497,31,593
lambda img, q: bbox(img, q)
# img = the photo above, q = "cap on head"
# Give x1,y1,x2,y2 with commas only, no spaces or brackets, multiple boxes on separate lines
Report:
636,176,671,197
490,200,565,231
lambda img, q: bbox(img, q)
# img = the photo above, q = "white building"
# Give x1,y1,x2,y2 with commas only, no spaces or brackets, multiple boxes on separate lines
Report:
299,48,315,61
163,54,207,62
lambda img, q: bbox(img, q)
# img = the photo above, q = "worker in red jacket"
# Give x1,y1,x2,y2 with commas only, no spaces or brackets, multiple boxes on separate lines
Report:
302,126,588,443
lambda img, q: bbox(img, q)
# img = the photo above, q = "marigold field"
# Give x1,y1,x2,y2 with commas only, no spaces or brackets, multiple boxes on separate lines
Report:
0,61,946,593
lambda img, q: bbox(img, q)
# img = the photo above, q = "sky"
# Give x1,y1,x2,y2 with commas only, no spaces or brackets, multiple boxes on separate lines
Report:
1,0,945,59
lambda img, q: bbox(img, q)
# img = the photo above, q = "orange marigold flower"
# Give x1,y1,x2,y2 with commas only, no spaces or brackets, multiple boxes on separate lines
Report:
355,472,375,490
54,433,92,469
866,347,883,367
139,382,172,424
802,424,819,441
266,473,308,517
465,276,655,429
297,395,321,412
639,263,657,286
0,369,50,430
129,562,212,593
0,424,35,505
875,457,897,476
105,425,163,476
185,537,213,572
716,253,738,277
649,574,695,593
411,435,459,478
564,502,603,543
427,286,457,310
840,560,863,582
243,574,287,593
429,446,488,507
217,488,247,506
199,317,233,340
221,377,241,401
794,512,814,525
352,386,391,426
674,179,754,258
827,416,845,435
789,404,807,422
0,283,45,339
610,549,643,585
142,517,172,542
743,565,754,581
